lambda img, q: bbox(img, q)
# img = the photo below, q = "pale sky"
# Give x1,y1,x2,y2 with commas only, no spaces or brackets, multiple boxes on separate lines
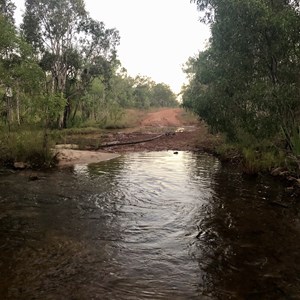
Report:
14,0,210,94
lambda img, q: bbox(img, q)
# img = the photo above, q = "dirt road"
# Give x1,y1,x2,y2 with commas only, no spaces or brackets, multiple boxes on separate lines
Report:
99,108,219,153
140,108,189,127
57,108,220,166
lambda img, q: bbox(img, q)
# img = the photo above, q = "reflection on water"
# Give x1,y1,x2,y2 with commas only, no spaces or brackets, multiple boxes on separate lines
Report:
0,151,299,299
192,166,300,299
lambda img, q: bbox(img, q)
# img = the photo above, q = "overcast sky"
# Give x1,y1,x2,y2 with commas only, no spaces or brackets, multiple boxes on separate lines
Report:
14,0,210,94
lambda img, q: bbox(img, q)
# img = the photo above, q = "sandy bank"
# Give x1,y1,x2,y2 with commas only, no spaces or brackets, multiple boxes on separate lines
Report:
55,148,120,166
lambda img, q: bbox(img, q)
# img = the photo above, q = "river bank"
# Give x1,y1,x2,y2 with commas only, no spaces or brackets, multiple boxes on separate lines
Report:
1,108,299,197
50,108,221,166
52,125,300,200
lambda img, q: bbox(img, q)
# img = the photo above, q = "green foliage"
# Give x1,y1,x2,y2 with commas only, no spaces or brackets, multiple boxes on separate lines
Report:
0,13,46,129
0,130,55,167
216,140,286,174
21,0,120,128
0,13,15,56
150,83,178,107
131,76,178,109
76,71,178,127
184,0,300,150
0,1,180,167
0,0,15,23
242,147,285,174
289,127,300,156
44,94,67,124
107,102,125,127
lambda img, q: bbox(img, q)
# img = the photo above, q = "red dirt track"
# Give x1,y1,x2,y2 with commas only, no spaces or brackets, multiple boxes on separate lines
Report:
100,108,219,153
140,108,184,127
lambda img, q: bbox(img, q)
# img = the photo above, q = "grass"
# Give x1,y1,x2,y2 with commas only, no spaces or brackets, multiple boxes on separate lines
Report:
179,109,199,125
214,135,287,174
101,109,148,129
64,109,148,131
215,143,242,162
241,147,285,174
290,126,300,156
0,130,56,168
0,107,296,175
50,109,148,149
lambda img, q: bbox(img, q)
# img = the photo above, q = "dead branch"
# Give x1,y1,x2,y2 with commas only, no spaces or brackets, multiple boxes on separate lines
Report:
95,132,174,150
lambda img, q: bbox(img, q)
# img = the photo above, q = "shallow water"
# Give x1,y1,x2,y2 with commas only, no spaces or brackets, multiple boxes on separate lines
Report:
0,151,299,299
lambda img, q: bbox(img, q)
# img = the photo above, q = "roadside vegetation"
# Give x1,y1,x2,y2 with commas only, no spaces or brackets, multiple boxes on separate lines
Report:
2,0,298,177
0,0,178,168
182,0,300,177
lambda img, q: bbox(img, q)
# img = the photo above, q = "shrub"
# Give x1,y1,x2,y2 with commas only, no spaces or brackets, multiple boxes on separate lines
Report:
0,130,55,168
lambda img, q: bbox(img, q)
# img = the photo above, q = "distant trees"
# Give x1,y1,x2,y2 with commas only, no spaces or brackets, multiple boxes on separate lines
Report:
0,0,15,23
0,1,44,129
151,83,178,107
0,0,178,131
74,71,178,125
131,75,178,109
183,0,300,153
21,0,120,128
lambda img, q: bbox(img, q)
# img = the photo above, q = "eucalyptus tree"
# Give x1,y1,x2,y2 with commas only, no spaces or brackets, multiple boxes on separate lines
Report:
0,0,15,125
150,83,178,107
132,76,155,109
0,9,45,128
184,0,300,148
105,67,135,108
0,0,15,23
21,0,120,128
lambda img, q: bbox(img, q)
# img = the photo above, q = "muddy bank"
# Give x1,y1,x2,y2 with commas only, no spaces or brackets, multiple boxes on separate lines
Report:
54,148,120,166
53,126,218,166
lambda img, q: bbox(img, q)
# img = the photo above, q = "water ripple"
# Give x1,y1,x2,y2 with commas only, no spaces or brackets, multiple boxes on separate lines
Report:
0,151,299,299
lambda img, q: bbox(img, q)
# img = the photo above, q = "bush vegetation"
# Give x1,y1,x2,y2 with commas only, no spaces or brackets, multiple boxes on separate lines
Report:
0,0,179,168
183,0,300,174
0,130,55,168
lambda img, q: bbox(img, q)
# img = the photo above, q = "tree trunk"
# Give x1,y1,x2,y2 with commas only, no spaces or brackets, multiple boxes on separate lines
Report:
71,101,80,122
5,95,13,130
16,89,20,126
62,100,71,128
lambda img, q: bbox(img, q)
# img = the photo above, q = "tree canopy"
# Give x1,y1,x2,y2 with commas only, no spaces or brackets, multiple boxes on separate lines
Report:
21,0,120,128
0,0,178,132
183,0,300,153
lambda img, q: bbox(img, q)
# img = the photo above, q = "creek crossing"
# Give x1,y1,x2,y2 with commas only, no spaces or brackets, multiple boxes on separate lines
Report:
0,151,299,299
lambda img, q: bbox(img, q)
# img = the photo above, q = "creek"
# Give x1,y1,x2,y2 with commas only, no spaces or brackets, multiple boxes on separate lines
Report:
0,151,300,299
